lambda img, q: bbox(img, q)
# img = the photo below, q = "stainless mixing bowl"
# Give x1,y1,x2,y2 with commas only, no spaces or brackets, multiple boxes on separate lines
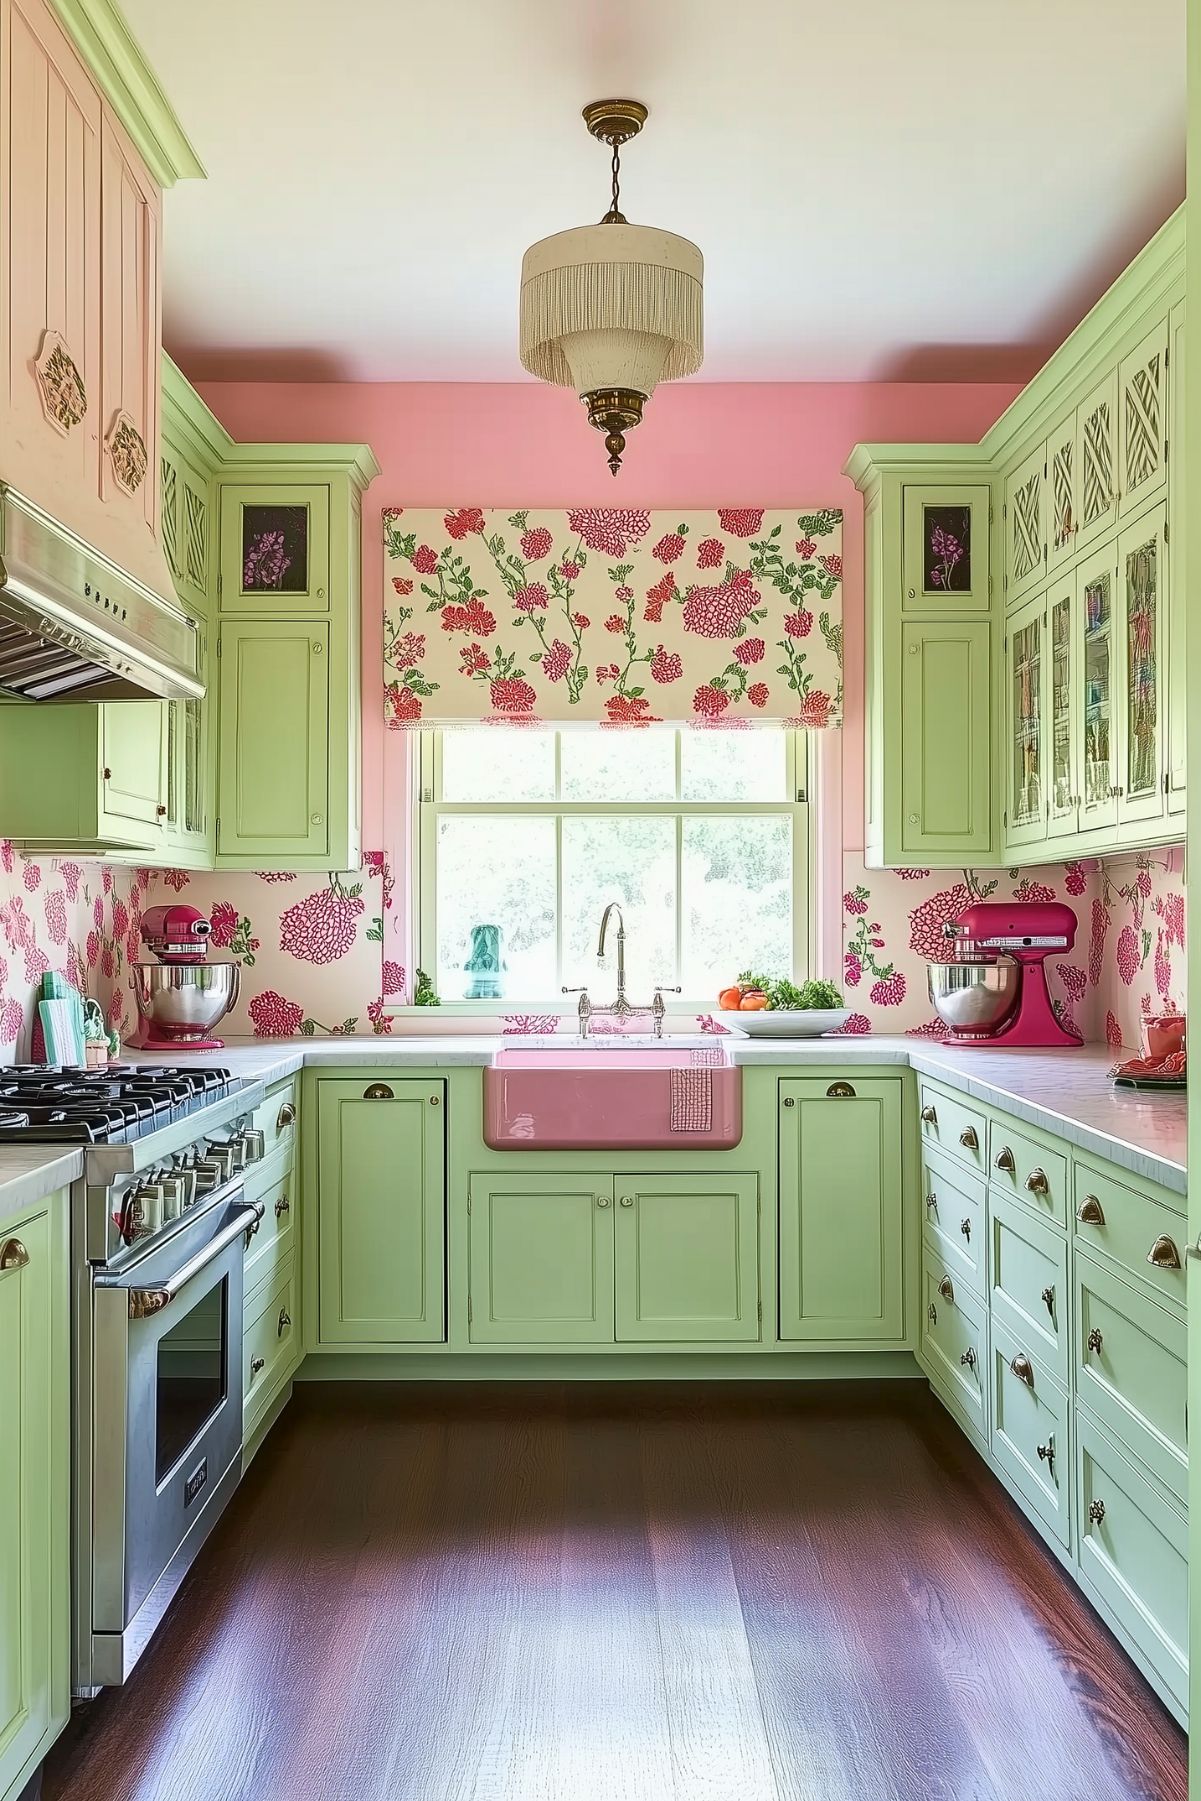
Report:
927,958,1021,1035
131,961,240,1039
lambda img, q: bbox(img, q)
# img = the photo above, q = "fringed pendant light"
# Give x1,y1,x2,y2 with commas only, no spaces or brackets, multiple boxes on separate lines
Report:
519,100,704,476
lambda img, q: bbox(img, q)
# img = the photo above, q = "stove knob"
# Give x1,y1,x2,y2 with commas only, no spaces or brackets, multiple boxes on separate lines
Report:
160,1176,187,1221
194,1158,225,1194
238,1128,266,1166
207,1143,238,1180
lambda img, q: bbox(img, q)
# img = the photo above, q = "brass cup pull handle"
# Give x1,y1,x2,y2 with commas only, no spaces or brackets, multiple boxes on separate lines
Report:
274,1194,291,1218
826,1081,856,1098
363,1083,394,1101
959,1347,977,1371
276,1102,297,1129
920,1105,937,1124
937,1276,954,1304
959,1217,971,1242
1076,1195,1105,1226
1147,1235,1182,1271
927,1303,937,1324
1088,1499,1106,1525
994,1146,1016,1174
959,1127,979,1151
1040,1284,1055,1316
1009,1353,1035,1388
250,1355,265,1378
1024,1168,1050,1195
1086,1326,1103,1355
0,1236,30,1273
277,1309,291,1337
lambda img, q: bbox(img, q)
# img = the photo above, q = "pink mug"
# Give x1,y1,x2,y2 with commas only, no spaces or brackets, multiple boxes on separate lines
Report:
1144,1013,1185,1060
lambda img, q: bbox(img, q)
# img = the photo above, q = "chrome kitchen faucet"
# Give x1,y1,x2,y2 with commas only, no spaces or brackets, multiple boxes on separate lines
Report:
562,902,681,1037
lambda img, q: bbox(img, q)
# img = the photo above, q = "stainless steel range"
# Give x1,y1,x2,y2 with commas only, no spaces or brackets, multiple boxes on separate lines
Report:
0,1063,267,1691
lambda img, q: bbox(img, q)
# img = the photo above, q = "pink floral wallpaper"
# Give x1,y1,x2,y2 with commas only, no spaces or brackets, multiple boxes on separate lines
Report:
0,846,140,1055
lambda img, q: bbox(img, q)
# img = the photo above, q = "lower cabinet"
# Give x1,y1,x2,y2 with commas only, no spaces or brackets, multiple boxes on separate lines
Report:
920,1252,988,1442
778,1076,904,1341
243,1254,301,1445
315,1077,446,1345
0,1193,69,1801
467,1170,760,1346
989,1314,1072,1549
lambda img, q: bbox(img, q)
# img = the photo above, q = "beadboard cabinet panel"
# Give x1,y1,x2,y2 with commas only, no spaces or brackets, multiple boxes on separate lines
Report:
99,108,160,543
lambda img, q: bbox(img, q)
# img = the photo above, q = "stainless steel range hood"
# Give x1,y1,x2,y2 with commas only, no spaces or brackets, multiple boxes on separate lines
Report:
0,487,202,702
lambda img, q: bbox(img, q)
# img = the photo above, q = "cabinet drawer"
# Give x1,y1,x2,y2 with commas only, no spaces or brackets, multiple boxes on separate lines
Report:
1076,1412,1187,1713
921,1143,985,1299
251,1078,299,1167
917,1083,986,1176
1073,1161,1185,1313
990,1315,1071,1548
920,1253,987,1442
988,1190,1068,1386
1076,1252,1186,1506
244,1165,296,1309
987,1119,1068,1227
243,1255,299,1431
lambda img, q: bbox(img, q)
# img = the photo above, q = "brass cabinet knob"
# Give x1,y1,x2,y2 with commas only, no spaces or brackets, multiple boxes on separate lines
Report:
924,1193,938,1212
597,1195,611,1208
782,1097,795,1109
927,1303,937,1324
277,1308,291,1336
155,803,167,816
1146,1235,1182,1271
994,1146,1016,1174
826,1081,856,1099
1088,1499,1106,1525
960,1217,971,1242
277,1101,297,1129
619,1196,634,1208
311,640,324,654
937,1276,954,1303
959,1126,978,1151
1076,1195,1105,1226
920,1105,937,1124
1086,1326,1103,1355
363,1082,394,1100
1009,1353,1035,1388
0,1237,29,1273
250,1355,265,1378
1036,1439,1055,1474
274,1193,291,1218
959,1346,977,1371
1024,1168,1050,1195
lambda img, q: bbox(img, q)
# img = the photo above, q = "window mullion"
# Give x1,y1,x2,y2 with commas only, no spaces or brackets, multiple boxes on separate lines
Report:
674,812,683,987
555,811,564,994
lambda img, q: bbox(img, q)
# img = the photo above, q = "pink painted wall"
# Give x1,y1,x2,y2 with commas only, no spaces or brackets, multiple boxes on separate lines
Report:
195,380,1021,851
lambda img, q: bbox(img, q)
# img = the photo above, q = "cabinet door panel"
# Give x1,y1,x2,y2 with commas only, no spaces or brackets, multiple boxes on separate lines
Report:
220,484,331,612
1118,318,1170,518
317,1079,445,1343
1116,502,1166,827
988,1190,1068,1386
1005,592,1046,846
99,701,165,833
1075,1251,1186,1504
216,620,329,860
990,1314,1071,1548
900,485,990,610
0,0,102,521
1166,302,1186,813
468,1173,613,1344
99,110,159,540
1075,543,1120,834
1003,441,1046,603
899,620,991,856
1045,580,1079,838
779,1077,903,1341
1046,414,1078,575
1075,372,1119,550
920,1253,987,1441
614,1174,759,1343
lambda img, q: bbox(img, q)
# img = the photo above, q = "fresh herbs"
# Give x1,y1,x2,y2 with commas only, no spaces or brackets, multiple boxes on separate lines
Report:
736,972,844,1012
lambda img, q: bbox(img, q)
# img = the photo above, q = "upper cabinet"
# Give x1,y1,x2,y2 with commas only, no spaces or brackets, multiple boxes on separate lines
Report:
848,207,1185,869
219,484,331,612
901,485,990,611
99,108,161,554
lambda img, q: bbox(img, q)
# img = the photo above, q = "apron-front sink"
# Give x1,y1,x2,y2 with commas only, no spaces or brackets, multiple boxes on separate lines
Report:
483,1037,742,1150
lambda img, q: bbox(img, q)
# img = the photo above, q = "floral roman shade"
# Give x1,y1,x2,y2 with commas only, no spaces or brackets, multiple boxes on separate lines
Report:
382,507,843,728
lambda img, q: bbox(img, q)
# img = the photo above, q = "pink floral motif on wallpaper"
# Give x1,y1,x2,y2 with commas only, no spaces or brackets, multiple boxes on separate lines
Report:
279,874,365,964
0,845,141,1051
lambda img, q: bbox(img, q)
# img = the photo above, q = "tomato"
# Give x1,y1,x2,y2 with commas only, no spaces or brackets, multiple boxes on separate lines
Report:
718,986,744,1011
739,992,769,1011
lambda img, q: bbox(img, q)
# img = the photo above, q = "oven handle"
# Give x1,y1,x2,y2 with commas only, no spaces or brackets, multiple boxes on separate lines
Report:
98,1201,265,1320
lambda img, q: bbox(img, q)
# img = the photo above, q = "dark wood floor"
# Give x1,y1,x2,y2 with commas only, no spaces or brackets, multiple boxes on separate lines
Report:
44,1381,1186,1801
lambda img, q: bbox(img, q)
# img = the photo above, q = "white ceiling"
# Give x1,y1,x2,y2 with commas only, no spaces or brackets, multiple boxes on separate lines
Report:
123,0,1186,384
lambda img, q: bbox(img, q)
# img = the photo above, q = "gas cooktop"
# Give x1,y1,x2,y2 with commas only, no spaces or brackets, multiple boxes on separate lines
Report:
0,1064,245,1143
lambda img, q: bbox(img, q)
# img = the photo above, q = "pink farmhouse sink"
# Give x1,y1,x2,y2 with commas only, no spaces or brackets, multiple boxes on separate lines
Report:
483,1039,742,1150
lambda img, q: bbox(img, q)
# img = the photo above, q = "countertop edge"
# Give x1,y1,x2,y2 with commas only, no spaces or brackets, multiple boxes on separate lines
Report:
0,1147,84,1216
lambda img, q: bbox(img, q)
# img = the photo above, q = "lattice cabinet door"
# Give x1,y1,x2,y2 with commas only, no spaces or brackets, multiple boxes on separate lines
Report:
1005,591,1048,848
1045,578,1079,840
1073,370,1119,552
1074,540,1120,836
1117,317,1170,520
1166,301,1186,816
900,484,991,611
1115,501,1166,828
1003,442,1046,605
1045,414,1077,576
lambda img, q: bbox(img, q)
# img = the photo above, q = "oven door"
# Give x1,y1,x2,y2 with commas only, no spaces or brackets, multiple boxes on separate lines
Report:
87,1191,262,1685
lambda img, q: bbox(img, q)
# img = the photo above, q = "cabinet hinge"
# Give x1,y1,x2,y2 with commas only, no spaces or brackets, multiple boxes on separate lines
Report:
217,572,222,597
1002,502,1007,519
757,1297,762,1323
466,1193,472,1214
1165,519,1170,545
216,638,222,658
988,505,994,525
1164,436,1169,468
795,787,807,804
215,816,221,834
468,1295,473,1323
1003,573,1008,592
1002,808,1007,827
1164,770,1171,794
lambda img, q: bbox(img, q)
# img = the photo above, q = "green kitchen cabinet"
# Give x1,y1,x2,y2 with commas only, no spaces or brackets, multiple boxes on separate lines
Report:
900,485,990,611
1116,502,1167,830
0,1194,70,1801
1045,578,1078,839
1074,370,1120,552
159,437,213,621
219,484,331,613
468,1172,615,1344
613,1174,759,1343
1045,412,1078,577
316,1077,446,1345
1076,538,1121,836
0,698,167,852
1167,300,1186,814
778,1076,904,1341
899,618,992,858
1005,590,1047,846
215,619,331,863
1117,316,1170,519
1003,440,1047,604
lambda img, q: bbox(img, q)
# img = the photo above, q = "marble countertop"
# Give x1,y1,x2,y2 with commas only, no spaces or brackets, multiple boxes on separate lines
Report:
0,1145,83,1217
134,1033,1188,1196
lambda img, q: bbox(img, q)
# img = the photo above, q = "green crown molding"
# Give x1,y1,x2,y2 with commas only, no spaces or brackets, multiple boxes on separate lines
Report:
162,357,381,491
162,353,233,469
51,0,205,186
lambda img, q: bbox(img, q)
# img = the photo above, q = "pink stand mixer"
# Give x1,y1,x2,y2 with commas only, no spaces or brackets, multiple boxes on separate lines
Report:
129,904,240,1051
927,900,1082,1048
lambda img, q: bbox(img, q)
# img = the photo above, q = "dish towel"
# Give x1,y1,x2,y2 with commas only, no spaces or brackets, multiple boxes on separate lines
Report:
670,1067,713,1133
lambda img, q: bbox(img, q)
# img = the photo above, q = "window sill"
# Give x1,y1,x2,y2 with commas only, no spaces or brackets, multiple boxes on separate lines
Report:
382,1000,711,1020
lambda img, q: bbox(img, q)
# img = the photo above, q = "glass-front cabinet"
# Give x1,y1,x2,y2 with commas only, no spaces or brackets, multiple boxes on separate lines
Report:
1116,502,1166,827
1076,542,1119,835
1006,592,1045,845
1046,580,1077,838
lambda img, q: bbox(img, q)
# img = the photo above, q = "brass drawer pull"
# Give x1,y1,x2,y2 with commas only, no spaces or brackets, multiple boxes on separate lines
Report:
274,1193,291,1218
363,1083,394,1101
1086,1326,1103,1356
960,1217,971,1242
1076,1194,1105,1226
959,1126,979,1151
1036,1439,1055,1474
1146,1235,1182,1271
1040,1284,1055,1317
937,1276,954,1303
1088,1499,1106,1525
925,1192,938,1212
920,1104,937,1124
0,1237,29,1273
826,1081,856,1098
250,1355,265,1378
927,1302,937,1324
277,1308,292,1336
276,1101,297,1129
1024,1168,1050,1196
994,1146,1016,1174
959,1346,977,1371
1009,1353,1035,1388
